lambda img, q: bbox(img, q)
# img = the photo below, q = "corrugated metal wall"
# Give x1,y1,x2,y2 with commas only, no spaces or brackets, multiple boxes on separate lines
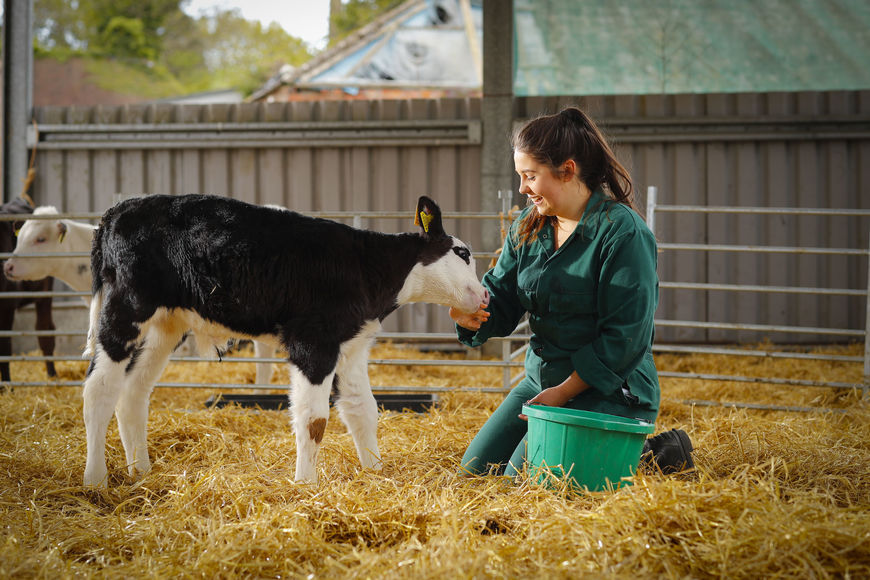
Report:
29,91,870,342
519,92,870,343
31,98,484,335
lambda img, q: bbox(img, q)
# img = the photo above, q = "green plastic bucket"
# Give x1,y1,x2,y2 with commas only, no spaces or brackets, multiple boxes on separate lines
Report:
523,405,655,491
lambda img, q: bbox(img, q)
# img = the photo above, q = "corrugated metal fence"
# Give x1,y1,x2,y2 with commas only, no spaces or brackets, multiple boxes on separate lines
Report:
25,90,870,343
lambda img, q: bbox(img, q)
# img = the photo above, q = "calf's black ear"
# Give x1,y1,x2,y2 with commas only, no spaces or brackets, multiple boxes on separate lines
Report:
414,196,445,238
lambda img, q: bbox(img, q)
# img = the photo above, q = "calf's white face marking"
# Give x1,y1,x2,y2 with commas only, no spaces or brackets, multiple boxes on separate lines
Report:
5,214,63,281
398,236,486,314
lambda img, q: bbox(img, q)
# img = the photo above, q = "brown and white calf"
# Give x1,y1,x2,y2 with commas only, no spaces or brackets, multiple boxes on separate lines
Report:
0,198,57,383
82,194,487,487
4,206,96,304
5,206,277,385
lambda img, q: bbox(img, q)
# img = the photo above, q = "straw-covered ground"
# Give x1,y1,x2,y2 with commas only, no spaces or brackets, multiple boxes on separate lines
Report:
1,342,868,579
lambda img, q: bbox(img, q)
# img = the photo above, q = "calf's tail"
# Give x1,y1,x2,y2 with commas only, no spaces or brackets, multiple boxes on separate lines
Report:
83,228,105,360
83,287,102,359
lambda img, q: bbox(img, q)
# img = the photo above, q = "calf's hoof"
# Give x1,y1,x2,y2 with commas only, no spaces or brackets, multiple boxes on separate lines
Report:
83,471,109,488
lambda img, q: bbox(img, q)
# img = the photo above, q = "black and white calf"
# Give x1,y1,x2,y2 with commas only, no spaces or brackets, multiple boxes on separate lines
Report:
82,194,487,487
0,198,57,383
6,206,276,385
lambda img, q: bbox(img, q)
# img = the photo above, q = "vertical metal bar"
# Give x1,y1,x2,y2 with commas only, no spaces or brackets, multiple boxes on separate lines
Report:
498,189,513,217
646,186,657,234
498,190,512,393
864,235,870,400
502,337,511,394
480,0,514,254
2,0,34,203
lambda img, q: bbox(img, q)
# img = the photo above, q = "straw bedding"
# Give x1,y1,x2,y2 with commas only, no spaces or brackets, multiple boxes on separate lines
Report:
1,342,868,578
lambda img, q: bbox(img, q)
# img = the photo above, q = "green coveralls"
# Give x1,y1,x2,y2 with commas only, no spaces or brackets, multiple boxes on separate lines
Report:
457,189,660,476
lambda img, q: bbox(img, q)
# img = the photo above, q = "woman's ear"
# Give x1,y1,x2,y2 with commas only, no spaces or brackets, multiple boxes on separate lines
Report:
560,159,578,181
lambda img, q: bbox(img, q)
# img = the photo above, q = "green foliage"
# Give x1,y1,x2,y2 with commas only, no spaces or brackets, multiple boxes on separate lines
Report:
81,55,187,99
31,0,315,98
329,0,404,46
98,17,155,60
33,0,89,50
83,0,179,57
188,9,311,94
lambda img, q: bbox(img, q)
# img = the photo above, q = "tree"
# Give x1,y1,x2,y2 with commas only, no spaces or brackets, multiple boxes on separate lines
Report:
31,0,314,97
83,0,180,59
33,0,90,52
189,8,311,94
329,0,404,45
99,16,154,60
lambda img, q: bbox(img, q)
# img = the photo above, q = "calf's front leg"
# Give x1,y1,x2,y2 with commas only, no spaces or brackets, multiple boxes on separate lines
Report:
34,293,57,378
334,349,381,471
0,305,14,383
253,340,275,388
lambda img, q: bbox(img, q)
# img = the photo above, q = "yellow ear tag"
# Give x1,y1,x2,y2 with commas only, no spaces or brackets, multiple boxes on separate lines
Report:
419,210,433,233
58,231,66,244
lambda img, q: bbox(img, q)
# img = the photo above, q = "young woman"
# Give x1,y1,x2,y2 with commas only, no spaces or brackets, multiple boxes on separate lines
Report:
451,106,692,477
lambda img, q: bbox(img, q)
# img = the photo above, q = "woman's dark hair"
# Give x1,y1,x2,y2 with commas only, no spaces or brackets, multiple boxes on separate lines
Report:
511,107,636,245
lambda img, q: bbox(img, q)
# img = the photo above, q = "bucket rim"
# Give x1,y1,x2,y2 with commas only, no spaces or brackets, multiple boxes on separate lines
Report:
522,405,655,434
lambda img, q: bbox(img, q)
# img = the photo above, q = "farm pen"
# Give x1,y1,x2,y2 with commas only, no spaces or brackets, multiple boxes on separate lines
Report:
0,198,867,412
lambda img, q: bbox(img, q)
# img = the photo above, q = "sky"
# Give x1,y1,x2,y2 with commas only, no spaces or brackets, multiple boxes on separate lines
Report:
182,0,332,50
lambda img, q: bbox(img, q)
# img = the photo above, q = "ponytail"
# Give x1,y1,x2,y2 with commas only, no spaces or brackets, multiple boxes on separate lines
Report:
511,107,636,246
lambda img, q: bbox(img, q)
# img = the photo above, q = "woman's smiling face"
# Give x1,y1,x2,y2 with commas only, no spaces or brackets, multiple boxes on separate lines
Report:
514,150,573,218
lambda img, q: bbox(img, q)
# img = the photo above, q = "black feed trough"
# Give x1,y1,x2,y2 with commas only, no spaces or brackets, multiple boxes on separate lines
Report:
205,393,439,413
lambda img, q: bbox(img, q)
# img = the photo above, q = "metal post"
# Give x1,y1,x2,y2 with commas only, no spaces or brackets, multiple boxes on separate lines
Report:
2,0,35,202
498,189,512,392
480,0,514,255
646,186,658,234
864,235,870,401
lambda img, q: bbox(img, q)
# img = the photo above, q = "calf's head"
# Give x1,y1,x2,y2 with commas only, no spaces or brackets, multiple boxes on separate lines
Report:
3,207,66,282
399,196,488,313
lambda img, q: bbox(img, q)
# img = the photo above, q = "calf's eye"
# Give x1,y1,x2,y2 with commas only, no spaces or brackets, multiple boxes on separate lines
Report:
452,246,471,265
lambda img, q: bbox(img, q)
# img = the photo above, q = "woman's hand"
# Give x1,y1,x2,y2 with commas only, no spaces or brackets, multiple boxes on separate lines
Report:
449,303,490,331
519,372,591,421
518,386,571,421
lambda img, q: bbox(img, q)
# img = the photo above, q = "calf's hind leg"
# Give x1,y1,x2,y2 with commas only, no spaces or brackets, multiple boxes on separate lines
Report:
82,349,129,487
289,364,335,484
114,324,184,480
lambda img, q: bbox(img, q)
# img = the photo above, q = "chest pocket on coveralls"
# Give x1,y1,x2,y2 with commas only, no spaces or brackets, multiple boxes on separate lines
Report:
517,286,537,313
549,290,596,315
548,290,597,346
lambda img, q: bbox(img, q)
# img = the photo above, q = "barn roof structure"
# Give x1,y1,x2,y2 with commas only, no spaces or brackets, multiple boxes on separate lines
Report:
252,0,870,101
514,0,870,96
250,0,482,101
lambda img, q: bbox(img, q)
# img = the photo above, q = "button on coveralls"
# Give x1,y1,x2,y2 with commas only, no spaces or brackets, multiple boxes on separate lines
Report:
456,189,660,476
